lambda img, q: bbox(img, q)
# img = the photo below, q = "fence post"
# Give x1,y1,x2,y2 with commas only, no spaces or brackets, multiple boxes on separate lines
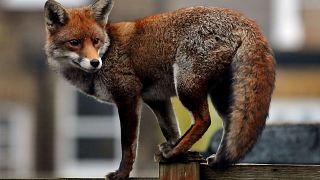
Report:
155,151,205,180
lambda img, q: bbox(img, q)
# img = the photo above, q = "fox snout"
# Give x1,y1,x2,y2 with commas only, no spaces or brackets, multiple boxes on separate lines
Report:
71,56,103,73
64,36,104,72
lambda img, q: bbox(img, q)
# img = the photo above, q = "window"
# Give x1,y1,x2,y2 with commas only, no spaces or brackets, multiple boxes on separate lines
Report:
76,137,115,160
76,92,115,116
0,104,34,177
55,80,121,177
0,117,10,174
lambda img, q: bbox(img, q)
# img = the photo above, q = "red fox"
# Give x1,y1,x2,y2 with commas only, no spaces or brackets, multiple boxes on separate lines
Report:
44,0,275,179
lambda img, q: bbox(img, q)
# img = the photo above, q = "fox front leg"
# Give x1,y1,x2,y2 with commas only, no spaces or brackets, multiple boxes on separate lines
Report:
106,96,142,180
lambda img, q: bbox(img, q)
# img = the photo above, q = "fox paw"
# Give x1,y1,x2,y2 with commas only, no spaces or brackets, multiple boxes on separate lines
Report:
105,171,128,180
206,154,230,169
159,142,176,159
206,154,216,166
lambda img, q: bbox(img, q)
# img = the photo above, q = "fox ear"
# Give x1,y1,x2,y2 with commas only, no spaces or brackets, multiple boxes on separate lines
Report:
90,0,114,24
44,0,68,29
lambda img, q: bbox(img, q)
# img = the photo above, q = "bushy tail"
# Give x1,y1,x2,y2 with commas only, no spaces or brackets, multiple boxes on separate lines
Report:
209,35,276,168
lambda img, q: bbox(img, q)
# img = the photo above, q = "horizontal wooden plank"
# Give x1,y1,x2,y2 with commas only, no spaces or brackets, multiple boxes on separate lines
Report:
6,164,320,179
4,178,158,180
200,163,320,179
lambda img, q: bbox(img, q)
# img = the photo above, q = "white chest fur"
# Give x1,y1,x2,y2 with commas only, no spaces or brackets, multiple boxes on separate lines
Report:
94,80,114,103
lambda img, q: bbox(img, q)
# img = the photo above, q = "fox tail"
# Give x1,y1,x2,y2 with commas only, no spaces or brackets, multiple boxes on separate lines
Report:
208,32,276,168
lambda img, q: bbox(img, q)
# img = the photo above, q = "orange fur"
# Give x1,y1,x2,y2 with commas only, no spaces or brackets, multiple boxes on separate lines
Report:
45,1,275,178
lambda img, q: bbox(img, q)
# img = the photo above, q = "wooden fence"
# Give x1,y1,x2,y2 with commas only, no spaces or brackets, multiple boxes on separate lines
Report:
20,163,320,180
13,157,320,180
156,151,320,180
161,162,320,180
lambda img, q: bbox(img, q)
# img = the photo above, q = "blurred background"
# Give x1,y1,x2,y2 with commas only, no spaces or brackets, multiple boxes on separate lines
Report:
0,0,319,178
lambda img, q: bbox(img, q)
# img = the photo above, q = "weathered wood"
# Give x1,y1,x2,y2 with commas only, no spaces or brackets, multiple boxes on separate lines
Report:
208,124,320,164
155,151,205,180
200,164,320,179
5,163,320,179
159,161,200,180
129,178,158,180
154,151,205,163
4,178,157,180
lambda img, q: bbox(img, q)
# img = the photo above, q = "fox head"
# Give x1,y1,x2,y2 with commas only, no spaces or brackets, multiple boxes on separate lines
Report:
44,0,114,73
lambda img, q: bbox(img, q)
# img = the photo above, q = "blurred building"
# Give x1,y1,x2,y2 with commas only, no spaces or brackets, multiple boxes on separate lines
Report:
0,0,319,178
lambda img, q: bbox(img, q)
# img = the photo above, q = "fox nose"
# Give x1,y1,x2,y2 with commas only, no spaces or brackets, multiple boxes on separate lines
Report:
90,59,100,68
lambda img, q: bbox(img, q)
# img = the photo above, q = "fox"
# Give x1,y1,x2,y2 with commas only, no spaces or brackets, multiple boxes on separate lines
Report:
44,0,275,179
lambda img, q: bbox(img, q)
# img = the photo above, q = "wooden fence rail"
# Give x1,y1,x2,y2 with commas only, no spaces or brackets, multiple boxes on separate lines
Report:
5,162,320,180
201,163,320,179
158,150,320,180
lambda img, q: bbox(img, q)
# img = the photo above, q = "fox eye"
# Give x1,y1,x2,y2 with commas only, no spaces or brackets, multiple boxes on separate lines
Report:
68,39,81,46
93,38,100,45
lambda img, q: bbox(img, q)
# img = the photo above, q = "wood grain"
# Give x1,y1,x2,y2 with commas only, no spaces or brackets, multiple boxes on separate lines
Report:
200,163,320,179
7,163,320,179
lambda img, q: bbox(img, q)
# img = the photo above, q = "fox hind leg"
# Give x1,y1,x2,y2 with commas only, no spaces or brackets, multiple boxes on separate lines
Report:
159,63,211,158
145,99,180,145
207,73,234,168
